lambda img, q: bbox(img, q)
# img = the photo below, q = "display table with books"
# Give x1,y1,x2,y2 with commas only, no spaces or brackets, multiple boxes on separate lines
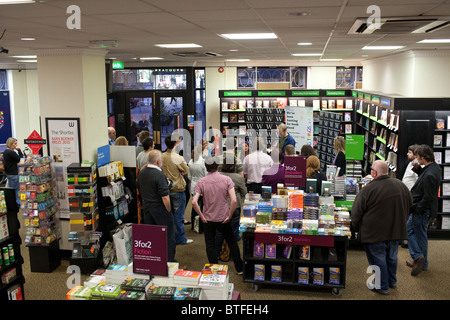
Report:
66,262,240,300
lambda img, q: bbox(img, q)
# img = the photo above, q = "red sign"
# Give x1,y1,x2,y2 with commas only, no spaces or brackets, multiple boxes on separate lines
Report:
24,130,46,154
284,156,306,188
254,233,335,247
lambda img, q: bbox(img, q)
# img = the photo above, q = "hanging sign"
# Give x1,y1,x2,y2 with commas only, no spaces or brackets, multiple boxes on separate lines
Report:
24,130,46,154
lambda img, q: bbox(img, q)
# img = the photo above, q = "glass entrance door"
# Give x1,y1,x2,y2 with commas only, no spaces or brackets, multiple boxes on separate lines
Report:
128,95,153,146
156,94,184,151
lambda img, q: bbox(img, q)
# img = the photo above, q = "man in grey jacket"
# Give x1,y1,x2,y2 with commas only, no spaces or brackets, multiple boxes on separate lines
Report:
352,160,413,295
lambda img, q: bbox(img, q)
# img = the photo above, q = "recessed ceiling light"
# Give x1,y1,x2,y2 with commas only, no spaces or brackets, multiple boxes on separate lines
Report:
417,39,450,44
292,53,322,57
297,42,312,46
288,12,311,16
0,0,35,4
229,49,239,52
17,59,37,63
155,43,202,48
320,59,343,61
140,57,164,60
362,46,405,50
225,59,250,62
10,55,37,59
20,37,35,41
219,33,277,40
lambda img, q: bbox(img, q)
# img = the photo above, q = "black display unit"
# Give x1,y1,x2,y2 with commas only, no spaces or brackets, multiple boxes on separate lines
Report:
0,188,25,300
354,90,450,239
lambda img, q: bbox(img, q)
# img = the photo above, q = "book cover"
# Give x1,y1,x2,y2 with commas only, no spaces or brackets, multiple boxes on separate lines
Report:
199,273,228,287
254,264,265,281
344,112,351,122
312,268,324,285
254,242,264,258
345,99,353,109
255,100,263,108
265,243,276,259
229,114,238,122
299,245,310,260
434,135,443,146
271,265,282,282
91,282,122,299
263,100,270,108
238,100,246,110
202,264,228,275
120,278,151,292
146,286,176,300
116,290,146,300
282,245,292,259
298,267,309,284
221,102,228,111
321,100,328,109
229,101,237,110
336,99,344,109
436,118,445,130
329,267,340,285
174,287,202,300
345,124,352,134
174,270,202,280
277,98,287,109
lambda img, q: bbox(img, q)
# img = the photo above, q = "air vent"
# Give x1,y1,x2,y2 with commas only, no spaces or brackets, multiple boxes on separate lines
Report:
88,40,119,48
172,51,222,57
348,16,450,34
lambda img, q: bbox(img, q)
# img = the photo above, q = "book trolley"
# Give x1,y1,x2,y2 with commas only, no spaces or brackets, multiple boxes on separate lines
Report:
240,190,351,296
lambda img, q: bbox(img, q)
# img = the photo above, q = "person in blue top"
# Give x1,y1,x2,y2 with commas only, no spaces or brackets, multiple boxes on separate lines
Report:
277,123,296,159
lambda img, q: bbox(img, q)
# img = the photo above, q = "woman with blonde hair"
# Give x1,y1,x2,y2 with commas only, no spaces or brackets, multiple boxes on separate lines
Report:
333,135,346,176
114,136,128,146
306,156,327,195
3,137,24,205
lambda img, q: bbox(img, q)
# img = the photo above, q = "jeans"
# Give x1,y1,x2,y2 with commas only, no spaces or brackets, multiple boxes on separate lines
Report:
363,240,399,291
143,207,176,262
170,191,187,245
215,208,241,256
6,174,20,206
203,221,243,273
407,210,430,269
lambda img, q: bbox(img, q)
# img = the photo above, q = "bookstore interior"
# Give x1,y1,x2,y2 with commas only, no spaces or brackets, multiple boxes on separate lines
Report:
0,1,450,304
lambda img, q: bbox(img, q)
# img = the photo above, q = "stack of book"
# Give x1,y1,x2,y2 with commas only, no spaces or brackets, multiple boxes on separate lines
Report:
151,262,179,287
116,278,151,300
199,264,229,300
91,282,122,300
173,270,201,287
174,287,202,300
147,286,177,300
103,264,130,284
66,286,93,300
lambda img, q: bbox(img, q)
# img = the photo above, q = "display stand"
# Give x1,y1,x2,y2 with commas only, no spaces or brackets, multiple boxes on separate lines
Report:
66,162,101,274
242,230,347,296
0,188,25,300
18,155,61,273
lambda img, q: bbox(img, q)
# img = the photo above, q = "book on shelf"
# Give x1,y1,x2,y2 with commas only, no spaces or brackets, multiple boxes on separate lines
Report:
298,99,306,107
247,100,254,108
199,273,229,288
229,101,237,110
255,100,263,108
336,99,344,109
116,290,146,300
434,135,443,147
321,100,328,109
282,245,293,259
265,243,276,259
312,268,324,285
202,264,228,275
328,100,336,109
222,114,228,122
345,124,352,134
436,118,445,130
173,270,202,286
329,267,340,285
238,113,245,122
263,100,270,108
120,278,151,292
298,267,309,284
271,265,282,282
238,100,246,110
277,98,287,109
344,112,351,122
345,99,353,109
254,242,264,258
229,114,238,122
147,286,177,300
221,102,228,111
254,264,265,281
66,285,93,300
299,245,311,260
174,287,202,300
91,282,122,300
290,99,298,107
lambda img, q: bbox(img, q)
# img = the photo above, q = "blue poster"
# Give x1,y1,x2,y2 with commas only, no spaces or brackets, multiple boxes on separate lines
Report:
0,91,13,144
97,144,110,167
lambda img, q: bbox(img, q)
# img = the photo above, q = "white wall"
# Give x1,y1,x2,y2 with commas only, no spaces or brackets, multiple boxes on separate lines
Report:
308,66,336,90
205,67,237,132
362,50,450,97
10,70,41,147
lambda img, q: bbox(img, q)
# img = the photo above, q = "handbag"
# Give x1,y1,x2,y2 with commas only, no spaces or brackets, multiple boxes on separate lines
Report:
219,242,230,262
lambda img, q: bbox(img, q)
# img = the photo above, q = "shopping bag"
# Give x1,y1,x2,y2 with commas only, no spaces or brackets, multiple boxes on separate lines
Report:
112,223,133,265
194,215,200,233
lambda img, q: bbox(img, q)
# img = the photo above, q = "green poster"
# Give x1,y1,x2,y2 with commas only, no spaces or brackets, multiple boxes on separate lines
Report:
345,135,364,160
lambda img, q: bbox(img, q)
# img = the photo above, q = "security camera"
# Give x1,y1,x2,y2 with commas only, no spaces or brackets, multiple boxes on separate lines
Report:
0,47,9,54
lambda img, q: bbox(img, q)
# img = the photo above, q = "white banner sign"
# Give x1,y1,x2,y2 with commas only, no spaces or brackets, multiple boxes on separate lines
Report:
285,106,314,152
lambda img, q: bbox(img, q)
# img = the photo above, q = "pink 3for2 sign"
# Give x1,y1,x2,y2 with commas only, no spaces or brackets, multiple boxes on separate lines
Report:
132,224,167,276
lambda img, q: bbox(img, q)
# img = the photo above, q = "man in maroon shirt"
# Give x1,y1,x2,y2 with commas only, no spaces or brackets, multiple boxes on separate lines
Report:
192,156,244,274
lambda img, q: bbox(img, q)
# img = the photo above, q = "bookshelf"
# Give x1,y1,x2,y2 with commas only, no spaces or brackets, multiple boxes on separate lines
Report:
242,231,347,296
354,90,450,239
0,188,25,300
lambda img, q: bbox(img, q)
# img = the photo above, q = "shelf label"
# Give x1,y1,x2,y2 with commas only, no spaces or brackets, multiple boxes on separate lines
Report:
326,90,346,96
257,91,286,97
291,90,320,97
223,91,252,97
254,233,335,247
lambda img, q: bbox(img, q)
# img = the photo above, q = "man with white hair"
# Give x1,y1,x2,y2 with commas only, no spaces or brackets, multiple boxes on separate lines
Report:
108,127,116,145
351,160,412,295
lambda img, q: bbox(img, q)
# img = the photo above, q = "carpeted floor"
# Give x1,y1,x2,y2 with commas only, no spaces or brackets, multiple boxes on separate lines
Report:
20,201,450,301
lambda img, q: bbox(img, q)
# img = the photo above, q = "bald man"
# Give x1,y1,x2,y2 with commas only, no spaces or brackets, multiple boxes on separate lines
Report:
137,149,176,262
108,127,116,145
351,160,412,295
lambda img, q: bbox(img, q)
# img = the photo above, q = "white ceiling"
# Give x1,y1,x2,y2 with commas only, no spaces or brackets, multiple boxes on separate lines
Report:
0,0,450,69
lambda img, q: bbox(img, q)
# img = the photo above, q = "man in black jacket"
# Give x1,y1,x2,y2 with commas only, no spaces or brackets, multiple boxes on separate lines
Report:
407,144,441,276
